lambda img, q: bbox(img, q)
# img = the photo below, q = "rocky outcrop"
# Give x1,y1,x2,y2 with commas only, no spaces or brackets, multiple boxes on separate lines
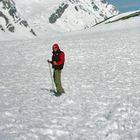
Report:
0,0,36,36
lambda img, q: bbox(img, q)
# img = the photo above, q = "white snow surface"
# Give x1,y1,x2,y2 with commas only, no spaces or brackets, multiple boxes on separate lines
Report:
0,16,140,140
14,0,119,34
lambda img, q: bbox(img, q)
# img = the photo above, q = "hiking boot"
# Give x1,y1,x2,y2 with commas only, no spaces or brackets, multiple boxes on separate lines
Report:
54,92,62,97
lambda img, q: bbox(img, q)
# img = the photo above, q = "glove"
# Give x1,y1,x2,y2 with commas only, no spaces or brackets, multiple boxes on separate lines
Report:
47,60,51,63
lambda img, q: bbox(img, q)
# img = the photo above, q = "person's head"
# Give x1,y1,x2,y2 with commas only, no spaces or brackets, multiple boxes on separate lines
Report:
52,43,59,52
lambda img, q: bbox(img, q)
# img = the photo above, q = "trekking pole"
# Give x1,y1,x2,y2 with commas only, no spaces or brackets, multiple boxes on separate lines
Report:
48,61,55,92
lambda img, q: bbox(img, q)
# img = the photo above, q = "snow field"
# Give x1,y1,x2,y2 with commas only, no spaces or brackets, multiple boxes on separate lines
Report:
0,25,140,140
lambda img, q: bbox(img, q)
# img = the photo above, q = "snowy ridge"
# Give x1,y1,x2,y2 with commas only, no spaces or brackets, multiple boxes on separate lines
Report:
104,10,140,24
0,0,36,36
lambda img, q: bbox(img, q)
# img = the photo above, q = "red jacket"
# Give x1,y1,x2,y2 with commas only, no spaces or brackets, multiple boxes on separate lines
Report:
52,50,65,70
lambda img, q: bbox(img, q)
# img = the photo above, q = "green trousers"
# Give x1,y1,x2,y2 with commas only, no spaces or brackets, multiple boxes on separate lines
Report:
53,69,65,93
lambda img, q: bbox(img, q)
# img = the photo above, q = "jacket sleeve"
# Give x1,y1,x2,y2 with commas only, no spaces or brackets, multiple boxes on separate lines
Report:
56,52,65,65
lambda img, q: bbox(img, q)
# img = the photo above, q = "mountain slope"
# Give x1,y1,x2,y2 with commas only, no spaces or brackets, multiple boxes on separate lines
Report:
0,0,36,36
48,0,119,31
14,0,119,33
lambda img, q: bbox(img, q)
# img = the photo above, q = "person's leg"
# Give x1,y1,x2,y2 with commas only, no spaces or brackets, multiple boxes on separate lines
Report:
54,69,65,94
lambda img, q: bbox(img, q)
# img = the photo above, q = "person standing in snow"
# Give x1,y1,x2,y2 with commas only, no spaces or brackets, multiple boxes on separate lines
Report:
48,43,65,96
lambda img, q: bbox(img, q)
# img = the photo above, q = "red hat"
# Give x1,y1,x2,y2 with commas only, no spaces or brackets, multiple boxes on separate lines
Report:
53,43,59,50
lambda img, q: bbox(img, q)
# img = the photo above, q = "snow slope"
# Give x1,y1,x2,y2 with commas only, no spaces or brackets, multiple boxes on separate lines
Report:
14,0,119,34
104,10,140,24
0,15,140,140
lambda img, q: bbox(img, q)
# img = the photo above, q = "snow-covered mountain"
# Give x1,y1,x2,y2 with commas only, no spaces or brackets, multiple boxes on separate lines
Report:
0,0,119,37
0,0,36,36
49,0,119,31
14,0,119,34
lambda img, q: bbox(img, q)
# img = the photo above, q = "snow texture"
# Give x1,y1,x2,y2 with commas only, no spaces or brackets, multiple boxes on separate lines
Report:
0,15,140,140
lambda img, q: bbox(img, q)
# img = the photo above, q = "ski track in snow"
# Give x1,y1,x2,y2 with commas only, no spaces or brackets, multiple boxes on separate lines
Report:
0,28,140,140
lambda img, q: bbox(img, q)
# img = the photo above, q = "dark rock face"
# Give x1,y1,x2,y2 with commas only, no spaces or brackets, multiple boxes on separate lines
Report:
0,10,15,32
0,24,5,31
0,0,36,36
91,2,99,11
49,3,69,24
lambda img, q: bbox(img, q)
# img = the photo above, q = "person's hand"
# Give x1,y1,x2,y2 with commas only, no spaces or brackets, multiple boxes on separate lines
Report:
47,60,51,63
53,61,57,65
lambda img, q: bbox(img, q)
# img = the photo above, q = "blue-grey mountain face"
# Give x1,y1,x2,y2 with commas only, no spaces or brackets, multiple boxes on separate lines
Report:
0,0,36,36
